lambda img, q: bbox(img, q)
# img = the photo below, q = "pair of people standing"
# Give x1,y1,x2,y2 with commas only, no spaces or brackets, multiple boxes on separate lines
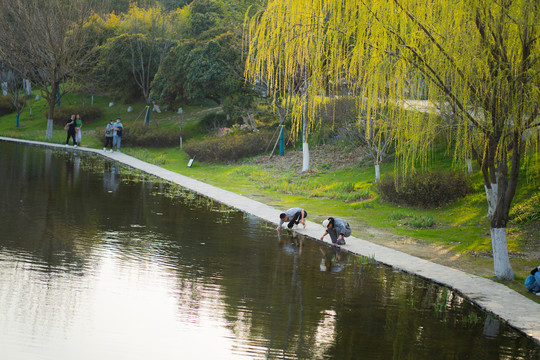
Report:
65,114,83,147
277,207,351,246
104,118,123,152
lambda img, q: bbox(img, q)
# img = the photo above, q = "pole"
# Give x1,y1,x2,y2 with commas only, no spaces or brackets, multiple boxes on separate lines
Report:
144,103,151,124
279,124,285,156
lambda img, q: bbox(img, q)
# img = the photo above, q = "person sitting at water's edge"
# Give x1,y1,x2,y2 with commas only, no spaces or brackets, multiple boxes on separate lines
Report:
277,208,307,231
320,217,351,245
524,266,540,295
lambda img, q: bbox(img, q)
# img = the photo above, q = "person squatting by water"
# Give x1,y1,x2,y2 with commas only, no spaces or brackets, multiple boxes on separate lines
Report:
104,119,114,152
113,118,123,152
524,266,540,295
320,217,351,245
65,114,77,147
277,208,307,231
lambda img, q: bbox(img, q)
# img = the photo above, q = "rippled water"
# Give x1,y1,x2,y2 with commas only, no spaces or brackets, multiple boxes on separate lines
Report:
0,141,539,360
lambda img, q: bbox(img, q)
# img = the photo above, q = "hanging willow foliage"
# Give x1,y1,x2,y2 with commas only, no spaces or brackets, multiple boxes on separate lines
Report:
245,0,540,279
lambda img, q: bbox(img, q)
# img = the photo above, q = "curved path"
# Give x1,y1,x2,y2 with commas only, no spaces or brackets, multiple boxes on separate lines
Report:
2,136,540,345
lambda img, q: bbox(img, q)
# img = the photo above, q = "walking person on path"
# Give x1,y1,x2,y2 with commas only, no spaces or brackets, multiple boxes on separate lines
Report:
112,118,123,152
65,114,77,147
277,207,307,230
104,119,114,152
320,217,351,245
75,114,83,145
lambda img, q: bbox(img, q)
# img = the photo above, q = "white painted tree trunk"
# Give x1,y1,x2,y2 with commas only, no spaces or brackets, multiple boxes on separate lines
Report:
46,119,54,139
484,183,497,218
490,227,514,280
466,158,473,174
375,164,380,183
302,142,310,172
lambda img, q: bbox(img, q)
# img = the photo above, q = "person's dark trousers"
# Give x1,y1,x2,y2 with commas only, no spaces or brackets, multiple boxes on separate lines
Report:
287,210,308,229
66,130,77,145
105,137,113,149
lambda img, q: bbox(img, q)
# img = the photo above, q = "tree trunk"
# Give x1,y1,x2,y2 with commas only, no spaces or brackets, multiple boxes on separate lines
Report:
302,89,310,172
374,163,380,183
466,158,472,174
484,183,497,218
46,100,55,139
490,227,514,279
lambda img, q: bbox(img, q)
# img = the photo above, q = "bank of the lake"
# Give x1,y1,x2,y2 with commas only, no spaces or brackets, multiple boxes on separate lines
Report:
2,136,540,347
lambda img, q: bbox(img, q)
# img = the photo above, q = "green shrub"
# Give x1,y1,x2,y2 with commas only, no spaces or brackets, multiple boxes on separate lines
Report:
377,170,470,207
122,123,181,148
43,105,103,126
406,215,435,228
0,96,16,116
511,193,540,224
184,130,274,162
199,112,234,133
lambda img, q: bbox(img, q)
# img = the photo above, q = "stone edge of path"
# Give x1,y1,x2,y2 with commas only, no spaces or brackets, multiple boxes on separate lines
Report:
3,136,540,345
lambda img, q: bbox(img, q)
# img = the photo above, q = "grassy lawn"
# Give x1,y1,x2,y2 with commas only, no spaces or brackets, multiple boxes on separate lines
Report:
1,91,539,302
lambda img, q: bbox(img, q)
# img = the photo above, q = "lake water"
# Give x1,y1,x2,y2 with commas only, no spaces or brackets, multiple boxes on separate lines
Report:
0,141,539,360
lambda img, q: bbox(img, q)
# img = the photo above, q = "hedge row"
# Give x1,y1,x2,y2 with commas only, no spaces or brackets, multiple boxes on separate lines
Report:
377,170,470,208
184,130,274,162
120,123,181,148
0,96,16,116
43,105,103,126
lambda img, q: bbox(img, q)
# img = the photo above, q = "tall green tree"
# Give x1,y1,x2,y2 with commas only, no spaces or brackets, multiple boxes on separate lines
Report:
245,0,540,280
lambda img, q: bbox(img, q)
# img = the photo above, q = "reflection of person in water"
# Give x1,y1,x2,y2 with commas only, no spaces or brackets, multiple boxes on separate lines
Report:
319,245,347,273
277,231,303,255
103,162,120,194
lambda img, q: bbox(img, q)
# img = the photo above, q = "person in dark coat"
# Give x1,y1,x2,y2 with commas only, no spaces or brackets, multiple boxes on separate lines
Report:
65,114,77,147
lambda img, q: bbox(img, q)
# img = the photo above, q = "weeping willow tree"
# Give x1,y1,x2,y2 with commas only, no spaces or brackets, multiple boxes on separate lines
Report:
246,0,540,280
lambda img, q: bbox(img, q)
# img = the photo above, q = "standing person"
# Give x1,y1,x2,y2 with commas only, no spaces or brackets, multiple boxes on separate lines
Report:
113,118,123,152
75,114,83,145
104,119,114,152
65,114,77,147
320,217,351,245
277,207,307,230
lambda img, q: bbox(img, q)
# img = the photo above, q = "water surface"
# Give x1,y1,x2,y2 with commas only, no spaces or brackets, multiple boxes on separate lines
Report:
0,142,538,359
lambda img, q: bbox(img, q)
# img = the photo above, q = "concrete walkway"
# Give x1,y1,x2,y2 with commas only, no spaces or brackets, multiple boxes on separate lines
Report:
2,136,540,345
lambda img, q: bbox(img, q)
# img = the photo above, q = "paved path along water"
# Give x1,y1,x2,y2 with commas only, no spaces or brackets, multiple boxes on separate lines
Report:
2,136,540,345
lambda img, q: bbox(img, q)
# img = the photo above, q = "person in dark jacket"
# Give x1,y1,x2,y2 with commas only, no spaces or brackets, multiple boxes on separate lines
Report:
320,217,351,245
65,114,77,147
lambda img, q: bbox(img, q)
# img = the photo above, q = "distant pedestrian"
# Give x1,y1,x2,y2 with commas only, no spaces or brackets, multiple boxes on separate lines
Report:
320,217,351,245
75,114,83,145
277,208,307,230
113,118,123,152
525,266,540,295
65,114,77,147
104,119,114,152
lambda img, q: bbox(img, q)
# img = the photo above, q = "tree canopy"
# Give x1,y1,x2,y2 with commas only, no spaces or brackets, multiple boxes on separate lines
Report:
245,0,540,279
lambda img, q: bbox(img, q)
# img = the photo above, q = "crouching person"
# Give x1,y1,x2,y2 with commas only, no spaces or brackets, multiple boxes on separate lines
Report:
320,217,351,245
277,208,307,231
525,266,540,295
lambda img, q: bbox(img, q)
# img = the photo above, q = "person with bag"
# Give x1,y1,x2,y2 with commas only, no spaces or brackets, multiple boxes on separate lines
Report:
65,114,77,147
75,114,83,145
104,119,114,152
112,118,123,152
